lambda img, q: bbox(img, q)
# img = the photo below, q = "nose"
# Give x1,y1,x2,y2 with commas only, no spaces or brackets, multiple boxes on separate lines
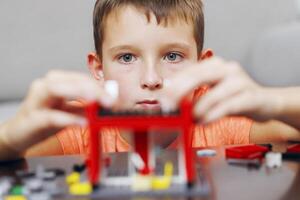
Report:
140,65,163,90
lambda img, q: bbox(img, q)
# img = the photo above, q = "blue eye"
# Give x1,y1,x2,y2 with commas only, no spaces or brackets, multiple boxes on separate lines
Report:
164,52,183,63
118,54,136,64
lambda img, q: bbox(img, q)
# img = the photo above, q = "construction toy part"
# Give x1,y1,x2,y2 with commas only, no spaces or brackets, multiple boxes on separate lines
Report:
152,162,174,190
164,162,174,177
266,152,282,168
197,149,217,157
4,195,27,200
10,186,23,195
27,192,51,200
152,177,171,190
226,145,268,160
0,178,13,196
104,80,119,101
104,157,112,168
86,97,196,186
131,153,145,170
132,175,153,192
73,164,86,173
66,172,80,186
69,182,93,196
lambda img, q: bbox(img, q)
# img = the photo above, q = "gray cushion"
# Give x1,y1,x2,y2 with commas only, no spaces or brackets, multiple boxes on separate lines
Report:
0,102,20,123
0,0,93,101
249,22,300,86
0,0,298,101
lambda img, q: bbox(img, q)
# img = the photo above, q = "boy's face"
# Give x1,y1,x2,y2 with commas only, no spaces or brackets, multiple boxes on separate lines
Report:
89,6,209,111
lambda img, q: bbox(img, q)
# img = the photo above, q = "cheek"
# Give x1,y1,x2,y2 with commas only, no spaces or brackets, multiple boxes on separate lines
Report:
104,65,140,87
103,64,140,108
160,60,196,77
103,59,139,79
117,78,139,109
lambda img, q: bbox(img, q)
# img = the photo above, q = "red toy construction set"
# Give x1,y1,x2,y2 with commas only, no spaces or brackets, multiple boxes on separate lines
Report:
85,97,197,188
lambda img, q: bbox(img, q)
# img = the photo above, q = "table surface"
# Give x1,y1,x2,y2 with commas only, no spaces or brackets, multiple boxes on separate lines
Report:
1,148,300,200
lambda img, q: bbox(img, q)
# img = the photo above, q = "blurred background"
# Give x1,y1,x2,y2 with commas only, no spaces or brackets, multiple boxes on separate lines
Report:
0,0,300,121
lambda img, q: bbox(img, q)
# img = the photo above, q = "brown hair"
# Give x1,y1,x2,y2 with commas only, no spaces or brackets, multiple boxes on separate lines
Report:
93,0,204,57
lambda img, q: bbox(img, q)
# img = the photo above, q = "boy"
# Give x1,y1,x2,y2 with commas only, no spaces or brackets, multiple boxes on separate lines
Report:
0,0,299,160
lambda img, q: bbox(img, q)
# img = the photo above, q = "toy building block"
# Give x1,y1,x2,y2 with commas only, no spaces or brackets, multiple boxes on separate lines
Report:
265,152,282,168
226,145,269,160
24,178,43,193
66,172,80,186
73,164,86,173
27,192,51,200
152,162,173,190
69,182,92,196
132,175,153,192
0,177,13,196
10,186,23,195
4,195,27,200
85,96,196,188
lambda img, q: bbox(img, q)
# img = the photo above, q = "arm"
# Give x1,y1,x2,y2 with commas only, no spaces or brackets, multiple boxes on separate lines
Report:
0,70,115,161
0,120,22,160
160,57,300,132
250,120,300,144
270,88,300,130
24,136,64,157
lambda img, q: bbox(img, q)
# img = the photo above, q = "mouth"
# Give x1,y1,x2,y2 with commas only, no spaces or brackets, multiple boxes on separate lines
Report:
136,100,161,110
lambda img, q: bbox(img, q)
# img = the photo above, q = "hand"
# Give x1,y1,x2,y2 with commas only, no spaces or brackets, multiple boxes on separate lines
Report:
160,57,281,123
0,70,115,155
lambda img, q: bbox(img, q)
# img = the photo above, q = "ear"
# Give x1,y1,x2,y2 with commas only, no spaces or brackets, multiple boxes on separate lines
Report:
198,49,214,61
87,52,104,80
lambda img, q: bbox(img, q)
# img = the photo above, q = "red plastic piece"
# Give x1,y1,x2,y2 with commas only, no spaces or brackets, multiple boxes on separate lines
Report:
287,144,300,153
104,157,111,168
85,97,196,186
225,145,269,160
134,132,152,175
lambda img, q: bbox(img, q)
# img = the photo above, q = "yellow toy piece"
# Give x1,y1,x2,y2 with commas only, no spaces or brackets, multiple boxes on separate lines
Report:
69,182,93,195
132,162,174,191
152,176,171,190
152,162,174,190
132,175,153,191
4,195,27,200
164,162,173,177
66,172,80,185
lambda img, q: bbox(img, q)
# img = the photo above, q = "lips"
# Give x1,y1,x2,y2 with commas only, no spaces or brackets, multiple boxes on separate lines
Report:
136,100,161,110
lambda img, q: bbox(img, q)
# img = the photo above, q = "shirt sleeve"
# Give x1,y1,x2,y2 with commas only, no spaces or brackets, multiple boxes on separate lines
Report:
56,126,89,155
192,117,253,147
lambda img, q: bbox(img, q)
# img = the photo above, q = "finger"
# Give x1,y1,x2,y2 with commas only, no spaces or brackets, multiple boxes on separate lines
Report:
46,80,101,101
45,73,114,104
43,110,87,128
165,57,227,103
58,101,86,116
202,92,256,123
45,70,97,83
194,77,244,118
26,73,115,110
12,109,87,151
30,109,86,132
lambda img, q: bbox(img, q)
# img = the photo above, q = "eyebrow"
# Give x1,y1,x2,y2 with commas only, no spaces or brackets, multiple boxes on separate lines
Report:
108,42,193,55
108,45,140,54
159,43,192,53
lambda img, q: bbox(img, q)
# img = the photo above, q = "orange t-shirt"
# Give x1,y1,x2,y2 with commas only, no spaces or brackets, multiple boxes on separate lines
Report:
56,87,253,155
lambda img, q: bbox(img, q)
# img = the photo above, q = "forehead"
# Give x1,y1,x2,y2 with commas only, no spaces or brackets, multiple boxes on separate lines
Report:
102,6,196,47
